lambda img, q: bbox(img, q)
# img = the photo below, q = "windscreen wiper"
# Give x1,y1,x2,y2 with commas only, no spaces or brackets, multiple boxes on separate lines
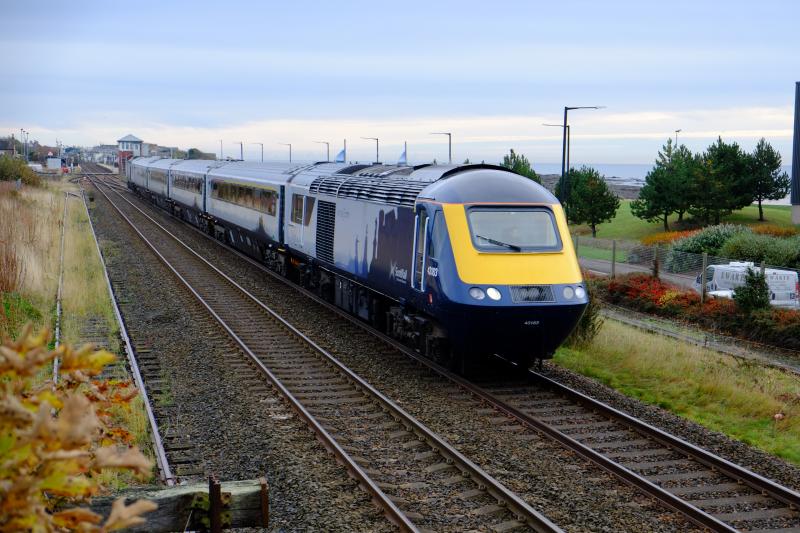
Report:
476,234,521,251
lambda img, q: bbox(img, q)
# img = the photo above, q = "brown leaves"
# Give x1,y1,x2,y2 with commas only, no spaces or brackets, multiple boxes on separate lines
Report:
0,326,155,531
103,498,158,531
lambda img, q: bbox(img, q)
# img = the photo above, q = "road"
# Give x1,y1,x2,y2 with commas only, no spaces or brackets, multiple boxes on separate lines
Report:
579,258,697,289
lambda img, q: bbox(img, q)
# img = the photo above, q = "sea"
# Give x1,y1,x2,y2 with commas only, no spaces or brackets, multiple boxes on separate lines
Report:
533,163,794,205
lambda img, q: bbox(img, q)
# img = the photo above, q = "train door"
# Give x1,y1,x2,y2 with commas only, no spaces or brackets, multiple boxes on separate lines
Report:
286,189,314,250
411,206,429,292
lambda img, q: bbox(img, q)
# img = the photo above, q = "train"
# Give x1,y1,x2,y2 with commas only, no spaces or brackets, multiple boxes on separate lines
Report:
126,156,588,372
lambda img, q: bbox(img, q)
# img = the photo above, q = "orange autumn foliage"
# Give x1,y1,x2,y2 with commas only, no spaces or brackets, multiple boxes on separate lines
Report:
0,324,156,532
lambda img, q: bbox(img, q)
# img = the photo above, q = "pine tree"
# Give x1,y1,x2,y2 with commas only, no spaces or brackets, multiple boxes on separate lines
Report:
749,138,790,221
631,138,688,231
689,137,752,225
501,149,540,183
566,166,620,237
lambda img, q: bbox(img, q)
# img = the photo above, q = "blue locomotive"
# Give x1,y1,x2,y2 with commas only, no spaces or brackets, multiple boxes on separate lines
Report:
127,157,588,371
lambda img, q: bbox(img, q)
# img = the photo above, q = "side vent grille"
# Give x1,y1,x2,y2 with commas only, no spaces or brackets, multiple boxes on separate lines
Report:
316,201,336,264
309,175,428,207
510,285,555,303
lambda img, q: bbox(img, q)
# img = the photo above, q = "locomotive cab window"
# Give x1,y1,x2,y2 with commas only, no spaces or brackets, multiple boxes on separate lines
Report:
467,207,561,252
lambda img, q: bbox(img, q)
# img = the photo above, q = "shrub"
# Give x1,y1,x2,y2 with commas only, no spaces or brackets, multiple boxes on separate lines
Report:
671,224,751,255
641,229,699,246
753,224,799,238
0,155,41,187
0,325,155,530
566,277,603,347
719,233,800,268
733,268,771,313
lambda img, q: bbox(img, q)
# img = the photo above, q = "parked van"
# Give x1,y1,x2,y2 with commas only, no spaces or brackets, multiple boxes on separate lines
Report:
693,262,800,307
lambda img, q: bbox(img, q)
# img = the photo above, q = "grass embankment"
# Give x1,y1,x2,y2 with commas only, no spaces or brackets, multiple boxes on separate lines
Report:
0,178,153,485
571,200,794,241
556,320,800,465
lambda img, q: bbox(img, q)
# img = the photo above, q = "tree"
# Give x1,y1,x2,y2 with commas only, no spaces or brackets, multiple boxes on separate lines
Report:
749,138,790,221
689,137,752,225
631,139,687,231
733,268,770,313
501,149,540,183
562,166,620,237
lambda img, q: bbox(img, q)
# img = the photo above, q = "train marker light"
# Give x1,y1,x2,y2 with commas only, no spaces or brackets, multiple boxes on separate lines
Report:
469,287,485,300
563,287,575,299
486,287,502,301
575,286,586,299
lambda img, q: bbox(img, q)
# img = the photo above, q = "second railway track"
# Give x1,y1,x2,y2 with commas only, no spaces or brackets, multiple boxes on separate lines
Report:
90,174,800,532
90,177,560,532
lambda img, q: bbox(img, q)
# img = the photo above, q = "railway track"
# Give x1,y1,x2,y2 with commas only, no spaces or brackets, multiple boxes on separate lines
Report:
90,177,560,532
91,175,800,532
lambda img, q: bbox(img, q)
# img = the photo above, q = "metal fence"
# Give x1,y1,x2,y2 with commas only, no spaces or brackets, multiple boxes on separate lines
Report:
572,234,800,304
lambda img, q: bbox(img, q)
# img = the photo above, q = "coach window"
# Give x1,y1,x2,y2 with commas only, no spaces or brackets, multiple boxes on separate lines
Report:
303,197,315,226
427,210,446,260
291,194,304,224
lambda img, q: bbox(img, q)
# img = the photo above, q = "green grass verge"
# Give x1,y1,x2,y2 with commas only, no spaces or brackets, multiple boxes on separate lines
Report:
555,320,800,465
570,201,794,241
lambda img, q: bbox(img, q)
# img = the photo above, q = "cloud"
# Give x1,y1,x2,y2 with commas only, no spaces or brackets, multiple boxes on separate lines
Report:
3,105,792,164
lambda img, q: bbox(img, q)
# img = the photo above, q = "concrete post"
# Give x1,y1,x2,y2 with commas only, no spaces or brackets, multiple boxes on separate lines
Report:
792,81,800,225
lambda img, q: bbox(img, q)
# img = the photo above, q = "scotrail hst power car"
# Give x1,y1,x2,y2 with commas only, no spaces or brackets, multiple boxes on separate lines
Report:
127,157,588,371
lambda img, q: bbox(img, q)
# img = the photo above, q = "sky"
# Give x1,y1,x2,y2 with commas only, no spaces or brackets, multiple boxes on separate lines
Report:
2,0,799,166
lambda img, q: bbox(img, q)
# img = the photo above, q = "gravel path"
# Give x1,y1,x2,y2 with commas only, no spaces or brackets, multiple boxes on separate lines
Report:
91,185,394,532
109,187,707,532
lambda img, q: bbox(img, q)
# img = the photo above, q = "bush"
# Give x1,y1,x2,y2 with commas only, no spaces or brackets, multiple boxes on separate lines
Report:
733,268,771,313
719,233,800,268
0,325,155,530
0,155,41,186
753,224,799,238
671,224,751,255
566,277,603,347
641,229,699,246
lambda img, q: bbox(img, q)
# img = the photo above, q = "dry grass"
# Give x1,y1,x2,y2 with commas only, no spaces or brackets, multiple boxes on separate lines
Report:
555,320,800,465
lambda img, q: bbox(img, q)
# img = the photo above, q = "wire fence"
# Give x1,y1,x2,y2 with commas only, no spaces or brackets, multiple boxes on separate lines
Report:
573,234,800,306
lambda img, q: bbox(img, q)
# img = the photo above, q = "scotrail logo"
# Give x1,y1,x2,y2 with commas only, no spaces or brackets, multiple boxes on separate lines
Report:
390,261,408,283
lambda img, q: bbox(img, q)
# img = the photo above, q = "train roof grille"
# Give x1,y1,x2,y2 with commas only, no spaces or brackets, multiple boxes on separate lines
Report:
309,174,429,207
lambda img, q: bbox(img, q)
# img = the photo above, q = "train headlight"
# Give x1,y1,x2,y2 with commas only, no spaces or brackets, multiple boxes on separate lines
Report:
575,286,586,299
486,287,502,301
469,287,485,300
563,286,575,300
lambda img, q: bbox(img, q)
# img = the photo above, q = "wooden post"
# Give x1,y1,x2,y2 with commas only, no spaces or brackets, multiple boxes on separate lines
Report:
652,244,660,279
210,475,222,533
574,235,580,256
700,252,708,304
611,240,617,279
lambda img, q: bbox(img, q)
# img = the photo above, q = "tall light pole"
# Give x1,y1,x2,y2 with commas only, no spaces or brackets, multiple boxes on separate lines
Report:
430,132,452,164
236,141,243,161
219,140,223,160
362,137,379,163
543,123,570,176
251,142,264,162
675,129,682,146
314,141,330,162
279,143,292,163
560,106,604,202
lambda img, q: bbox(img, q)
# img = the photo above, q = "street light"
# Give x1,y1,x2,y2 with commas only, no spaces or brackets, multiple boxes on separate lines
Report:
560,106,604,202
543,123,570,177
279,143,292,163
237,141,244,161
314,141,330,162
361,137,379,164
430,132,452,164
250,142,264,162
219,140,223,160
675,129,682,146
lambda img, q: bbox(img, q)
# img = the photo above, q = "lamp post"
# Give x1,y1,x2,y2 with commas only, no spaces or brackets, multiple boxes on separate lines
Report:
543,123,570,178
430,132,452,164
314,141,330,162
675,129,682,146
361,137,379,163
560,106,604,202
236,141,243,161
250,142,264,162
279,143,292,163
219,140,223,160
